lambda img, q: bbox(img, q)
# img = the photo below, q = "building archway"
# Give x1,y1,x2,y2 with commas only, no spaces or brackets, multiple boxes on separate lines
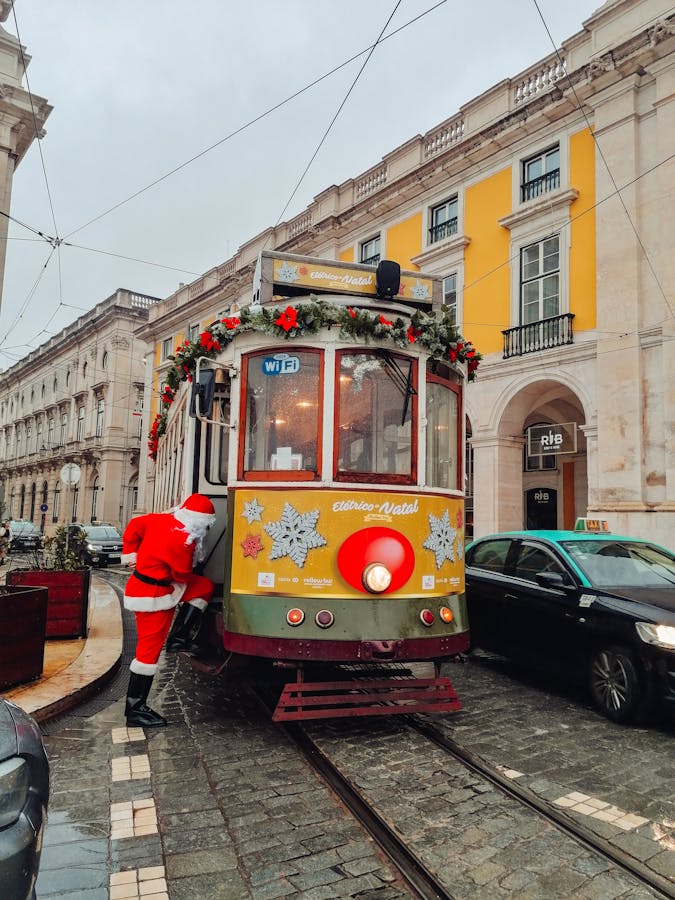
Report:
473,377,588,536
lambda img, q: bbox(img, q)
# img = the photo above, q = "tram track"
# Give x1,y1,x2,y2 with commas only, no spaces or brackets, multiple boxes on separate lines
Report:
253,681,674,900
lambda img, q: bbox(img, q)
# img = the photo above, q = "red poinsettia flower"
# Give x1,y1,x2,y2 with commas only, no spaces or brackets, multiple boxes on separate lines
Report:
221,316,241,330
449,348,457,362
275,306,299,332
199,331,221,353
407,325,422,343
348,307,356,319
379,314,393,327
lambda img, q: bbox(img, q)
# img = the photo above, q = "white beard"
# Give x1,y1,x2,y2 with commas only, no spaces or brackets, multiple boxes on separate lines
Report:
173,507,216,562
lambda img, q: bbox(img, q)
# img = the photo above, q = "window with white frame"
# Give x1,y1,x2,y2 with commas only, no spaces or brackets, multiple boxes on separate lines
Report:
187,322,200,342
161,337,173,361
359,236,380,266
76,405,85,441
521,145,560,202
60,411,68,445
95,397,105,437
521,235,559,324
442,273,458,326
429,196,458,244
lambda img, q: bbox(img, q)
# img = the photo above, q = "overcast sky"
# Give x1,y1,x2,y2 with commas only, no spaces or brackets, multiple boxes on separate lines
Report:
0,0,598,367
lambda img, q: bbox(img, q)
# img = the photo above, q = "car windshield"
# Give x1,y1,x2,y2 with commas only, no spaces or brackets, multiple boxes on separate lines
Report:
560,540,675,587
11,522,40,534
84,526,121,540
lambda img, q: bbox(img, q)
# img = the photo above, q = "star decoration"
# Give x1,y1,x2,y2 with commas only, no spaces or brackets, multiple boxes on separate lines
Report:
241,533,264,559
410,279,431,300
423,509,457,569
264,502,327,568
242,498,264,524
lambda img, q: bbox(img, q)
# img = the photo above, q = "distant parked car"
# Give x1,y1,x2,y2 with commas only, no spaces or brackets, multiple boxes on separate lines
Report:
0,697,49,900
7,522,43,554
465,525,675,723
67,524,123,568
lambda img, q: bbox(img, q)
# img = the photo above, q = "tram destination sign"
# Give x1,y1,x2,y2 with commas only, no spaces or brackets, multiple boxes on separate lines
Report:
253,250,441,307
527,422,577,455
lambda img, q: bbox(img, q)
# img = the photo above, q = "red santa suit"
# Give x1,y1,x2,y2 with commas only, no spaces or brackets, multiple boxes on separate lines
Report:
122,494,216,676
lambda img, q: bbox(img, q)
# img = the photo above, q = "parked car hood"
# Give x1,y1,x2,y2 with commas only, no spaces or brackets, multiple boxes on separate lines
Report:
597,586,675,617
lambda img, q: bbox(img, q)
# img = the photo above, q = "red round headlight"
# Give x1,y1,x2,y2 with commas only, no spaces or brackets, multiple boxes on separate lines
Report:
286,608,305,626
337,527,414,594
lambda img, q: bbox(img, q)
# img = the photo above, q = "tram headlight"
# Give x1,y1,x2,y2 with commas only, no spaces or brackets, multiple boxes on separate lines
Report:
439,606,453,623
362,562,392,594
420,609,435,626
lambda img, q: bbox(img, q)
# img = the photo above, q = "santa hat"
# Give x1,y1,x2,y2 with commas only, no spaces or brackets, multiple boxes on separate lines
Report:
173,493,216,532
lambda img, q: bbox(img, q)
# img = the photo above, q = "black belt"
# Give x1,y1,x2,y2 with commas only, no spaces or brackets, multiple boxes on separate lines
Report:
132,570,173,588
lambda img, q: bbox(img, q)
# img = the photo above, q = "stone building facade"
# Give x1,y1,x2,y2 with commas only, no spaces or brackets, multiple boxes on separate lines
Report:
0,289,158,532
0,1,51,311
138,0,675,547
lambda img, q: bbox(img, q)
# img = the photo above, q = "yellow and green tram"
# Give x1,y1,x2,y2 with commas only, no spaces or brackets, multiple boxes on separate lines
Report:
150,252,479,719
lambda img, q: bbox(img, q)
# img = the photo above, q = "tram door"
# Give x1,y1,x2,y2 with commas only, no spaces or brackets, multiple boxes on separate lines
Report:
525,488,557,530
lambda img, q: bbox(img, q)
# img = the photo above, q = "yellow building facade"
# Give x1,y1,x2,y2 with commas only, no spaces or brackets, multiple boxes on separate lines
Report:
138,0,675,547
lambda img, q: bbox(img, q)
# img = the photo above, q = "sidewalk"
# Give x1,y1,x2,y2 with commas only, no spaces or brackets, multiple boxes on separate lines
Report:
1,575,123,723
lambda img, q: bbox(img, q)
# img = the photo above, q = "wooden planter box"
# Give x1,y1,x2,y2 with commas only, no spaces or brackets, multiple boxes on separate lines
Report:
0,585,48,688
6,569,91,639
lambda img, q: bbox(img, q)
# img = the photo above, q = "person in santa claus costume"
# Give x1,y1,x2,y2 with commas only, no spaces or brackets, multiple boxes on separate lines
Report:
121,493,216,727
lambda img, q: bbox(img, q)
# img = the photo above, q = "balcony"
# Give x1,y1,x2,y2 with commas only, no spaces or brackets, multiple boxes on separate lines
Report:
429,217,458,244
502,313,574,358
521,168,560,202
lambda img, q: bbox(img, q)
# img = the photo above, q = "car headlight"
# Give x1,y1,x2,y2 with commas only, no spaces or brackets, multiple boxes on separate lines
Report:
0,757,30,828
635,622,675,650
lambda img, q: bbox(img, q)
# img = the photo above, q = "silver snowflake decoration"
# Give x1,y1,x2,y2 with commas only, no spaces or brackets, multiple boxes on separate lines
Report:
410,279,430,300
423,509,457,569
276,262,299,283
264,502,327,568
242,498,264,525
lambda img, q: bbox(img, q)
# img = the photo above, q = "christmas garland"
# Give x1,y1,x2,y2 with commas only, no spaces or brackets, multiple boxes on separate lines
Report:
148,299,481,459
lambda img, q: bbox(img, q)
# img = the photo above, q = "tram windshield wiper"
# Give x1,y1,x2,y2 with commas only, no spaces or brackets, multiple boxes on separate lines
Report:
376,349,416,425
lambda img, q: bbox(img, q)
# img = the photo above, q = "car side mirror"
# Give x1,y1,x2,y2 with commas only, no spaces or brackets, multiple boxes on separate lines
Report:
535,571,573,590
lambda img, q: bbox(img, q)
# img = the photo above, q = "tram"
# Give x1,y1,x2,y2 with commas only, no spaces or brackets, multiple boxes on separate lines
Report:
149,251,480,720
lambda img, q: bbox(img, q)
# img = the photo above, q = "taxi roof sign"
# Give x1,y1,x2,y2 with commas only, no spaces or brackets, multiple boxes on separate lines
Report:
574,517,611,533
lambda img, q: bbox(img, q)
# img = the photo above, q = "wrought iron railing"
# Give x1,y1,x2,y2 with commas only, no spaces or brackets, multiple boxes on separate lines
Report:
429,217,458,244
521,168,560,202
360,254,381,267
502,313,574,358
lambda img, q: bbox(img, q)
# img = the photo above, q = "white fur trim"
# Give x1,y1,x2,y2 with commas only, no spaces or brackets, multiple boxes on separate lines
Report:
121,552,137,565
130,658,157,675
123,582,187,612
185,597,208,612
173,507,216,531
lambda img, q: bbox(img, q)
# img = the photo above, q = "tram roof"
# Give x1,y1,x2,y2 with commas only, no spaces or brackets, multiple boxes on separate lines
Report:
252,251,440,311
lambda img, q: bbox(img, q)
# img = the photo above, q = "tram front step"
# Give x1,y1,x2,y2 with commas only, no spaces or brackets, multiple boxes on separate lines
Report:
272,675,461,722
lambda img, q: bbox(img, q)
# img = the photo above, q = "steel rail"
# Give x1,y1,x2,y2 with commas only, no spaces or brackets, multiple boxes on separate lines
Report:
252,686,455,900
409,716,675,900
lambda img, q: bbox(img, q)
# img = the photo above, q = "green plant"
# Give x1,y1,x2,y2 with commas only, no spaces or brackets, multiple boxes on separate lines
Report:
42,526,88,571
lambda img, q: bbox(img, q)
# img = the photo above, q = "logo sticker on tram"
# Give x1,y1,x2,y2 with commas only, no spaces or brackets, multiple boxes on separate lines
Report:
262,353,300,375
258,572,275,588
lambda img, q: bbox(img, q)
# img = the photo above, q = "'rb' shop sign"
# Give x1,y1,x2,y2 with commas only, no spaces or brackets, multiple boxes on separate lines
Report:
527,422,577,455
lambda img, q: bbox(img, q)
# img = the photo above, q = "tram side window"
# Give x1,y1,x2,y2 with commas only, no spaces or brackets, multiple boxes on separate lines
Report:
426,361,461,490
242,349,322,478
336,350,416,483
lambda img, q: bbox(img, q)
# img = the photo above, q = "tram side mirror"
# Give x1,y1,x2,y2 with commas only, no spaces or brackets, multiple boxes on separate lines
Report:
190,370,215,418
376,260,401,299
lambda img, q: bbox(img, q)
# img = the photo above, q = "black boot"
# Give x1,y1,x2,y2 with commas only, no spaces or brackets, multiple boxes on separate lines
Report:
125,672,167,727
165,604,204,655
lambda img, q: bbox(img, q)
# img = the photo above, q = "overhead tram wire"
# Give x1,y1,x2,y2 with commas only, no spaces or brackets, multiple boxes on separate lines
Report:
11,4,60,244
62,1,447,242
531,0,673,320
270,0,406,229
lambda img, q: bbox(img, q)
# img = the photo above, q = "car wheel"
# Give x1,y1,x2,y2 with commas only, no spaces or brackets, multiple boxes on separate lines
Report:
588,647,642,723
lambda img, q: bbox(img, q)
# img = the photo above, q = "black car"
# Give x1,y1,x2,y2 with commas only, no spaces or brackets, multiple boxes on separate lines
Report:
7,522,42,554
0,698,49,900
68,524,123,567
465,529,675,723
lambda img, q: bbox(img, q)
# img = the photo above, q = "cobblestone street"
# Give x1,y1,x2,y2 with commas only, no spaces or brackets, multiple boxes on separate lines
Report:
35,598,674,898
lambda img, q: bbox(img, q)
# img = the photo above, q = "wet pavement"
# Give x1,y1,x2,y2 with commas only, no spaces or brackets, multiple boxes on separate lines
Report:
2,566,674,898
